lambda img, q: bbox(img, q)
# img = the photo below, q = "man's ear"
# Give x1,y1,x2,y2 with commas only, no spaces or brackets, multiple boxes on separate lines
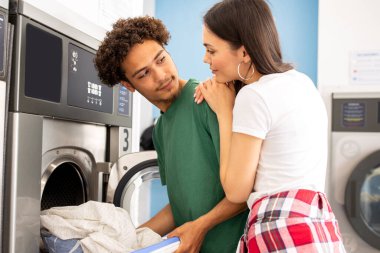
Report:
120,80,135,92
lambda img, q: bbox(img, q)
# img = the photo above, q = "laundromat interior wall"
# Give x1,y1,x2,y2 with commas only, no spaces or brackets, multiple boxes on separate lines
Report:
147,0,380,215
152,0,319,118
150,0,320,217
125,0,380,250
318,0,380,89
149,0,380,118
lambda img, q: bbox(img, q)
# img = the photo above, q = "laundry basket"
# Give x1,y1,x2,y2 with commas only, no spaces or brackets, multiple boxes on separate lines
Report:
41,230,179,253
41,230,82,253
132,237,180,253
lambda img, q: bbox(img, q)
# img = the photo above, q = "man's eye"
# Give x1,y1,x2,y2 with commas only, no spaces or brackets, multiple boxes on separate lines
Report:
138,70,149,79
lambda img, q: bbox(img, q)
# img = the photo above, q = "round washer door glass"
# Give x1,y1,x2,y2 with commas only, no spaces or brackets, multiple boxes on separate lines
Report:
113,161,169,227
360,166,380,233
345,150,380,250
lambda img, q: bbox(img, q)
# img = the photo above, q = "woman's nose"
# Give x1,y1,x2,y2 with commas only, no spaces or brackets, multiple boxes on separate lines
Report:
203,53,209,64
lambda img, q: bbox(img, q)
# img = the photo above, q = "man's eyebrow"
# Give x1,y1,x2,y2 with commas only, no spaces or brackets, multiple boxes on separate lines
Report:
131,49,164,78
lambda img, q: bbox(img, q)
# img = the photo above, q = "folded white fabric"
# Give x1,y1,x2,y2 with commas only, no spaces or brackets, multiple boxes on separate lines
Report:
40,201,162,253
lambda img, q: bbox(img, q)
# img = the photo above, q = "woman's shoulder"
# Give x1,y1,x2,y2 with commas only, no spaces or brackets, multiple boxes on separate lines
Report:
236,70,303,99
252,69,313,89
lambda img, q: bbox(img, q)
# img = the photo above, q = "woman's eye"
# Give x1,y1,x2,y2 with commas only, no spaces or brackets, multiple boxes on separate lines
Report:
207,49,215,55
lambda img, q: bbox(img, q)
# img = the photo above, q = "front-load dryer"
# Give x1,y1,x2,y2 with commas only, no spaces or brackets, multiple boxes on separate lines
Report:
328,92,380,252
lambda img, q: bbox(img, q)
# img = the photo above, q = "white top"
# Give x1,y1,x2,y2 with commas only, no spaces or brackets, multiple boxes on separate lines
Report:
233,70,328,208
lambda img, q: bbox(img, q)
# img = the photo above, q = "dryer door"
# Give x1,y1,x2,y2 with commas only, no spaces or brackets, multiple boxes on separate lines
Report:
345,150,380,250
107,151,169,227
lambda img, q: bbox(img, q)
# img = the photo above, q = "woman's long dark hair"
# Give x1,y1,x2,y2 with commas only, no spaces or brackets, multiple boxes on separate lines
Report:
204,0,293,92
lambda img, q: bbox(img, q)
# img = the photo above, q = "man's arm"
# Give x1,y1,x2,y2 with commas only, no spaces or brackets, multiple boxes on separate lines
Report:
198,197,247,230
139,204,176,236
168,198,247,253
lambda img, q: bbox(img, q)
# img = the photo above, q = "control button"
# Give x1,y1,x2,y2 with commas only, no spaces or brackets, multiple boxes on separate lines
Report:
341,140,360,158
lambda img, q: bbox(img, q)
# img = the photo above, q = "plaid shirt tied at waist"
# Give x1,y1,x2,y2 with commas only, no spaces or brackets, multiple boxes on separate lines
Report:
239,189,346,253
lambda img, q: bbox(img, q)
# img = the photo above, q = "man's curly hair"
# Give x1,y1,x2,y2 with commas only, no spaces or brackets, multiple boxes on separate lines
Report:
94,16,170,87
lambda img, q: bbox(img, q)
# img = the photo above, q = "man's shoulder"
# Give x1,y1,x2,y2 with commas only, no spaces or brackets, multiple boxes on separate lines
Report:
186,78,200,87
180,78,199,96
152,116,163,138
185,78,216,116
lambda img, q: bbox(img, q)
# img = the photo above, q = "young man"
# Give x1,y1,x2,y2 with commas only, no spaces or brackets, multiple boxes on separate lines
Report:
95,16,248,253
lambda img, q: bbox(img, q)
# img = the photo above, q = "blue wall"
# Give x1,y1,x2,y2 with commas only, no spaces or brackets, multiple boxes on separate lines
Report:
155,0,217,82
154,0,318,116
268,0,319,85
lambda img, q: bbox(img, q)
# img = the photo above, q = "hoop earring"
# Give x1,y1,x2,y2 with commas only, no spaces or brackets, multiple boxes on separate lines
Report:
237,62,255,80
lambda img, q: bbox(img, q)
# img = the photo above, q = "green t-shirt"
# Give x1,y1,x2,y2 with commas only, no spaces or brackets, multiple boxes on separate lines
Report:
153,79,248,253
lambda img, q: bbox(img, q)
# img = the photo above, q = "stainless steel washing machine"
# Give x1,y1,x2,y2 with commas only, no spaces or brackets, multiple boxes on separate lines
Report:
3,1,139,252
0,0,13,250
328,91,380,253
5,114,109,253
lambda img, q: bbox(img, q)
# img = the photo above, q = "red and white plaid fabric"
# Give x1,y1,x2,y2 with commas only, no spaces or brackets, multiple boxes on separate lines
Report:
239,189,346,253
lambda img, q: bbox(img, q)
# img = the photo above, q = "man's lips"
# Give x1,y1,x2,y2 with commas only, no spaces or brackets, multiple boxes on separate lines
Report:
159,80,172,90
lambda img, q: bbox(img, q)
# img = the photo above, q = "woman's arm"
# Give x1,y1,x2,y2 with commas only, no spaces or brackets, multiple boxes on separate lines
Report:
224,132,262,202
199,79,262,203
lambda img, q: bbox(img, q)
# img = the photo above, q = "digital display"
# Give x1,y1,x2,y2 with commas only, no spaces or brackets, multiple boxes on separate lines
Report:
342,102,365,128
25,24,62,102
118,86,131,117
67,43,113,113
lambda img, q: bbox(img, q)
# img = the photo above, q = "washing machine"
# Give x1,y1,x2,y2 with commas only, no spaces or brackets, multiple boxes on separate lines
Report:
328,91,380,253
0,0,13,250
1,1,149,252
105,151,169,227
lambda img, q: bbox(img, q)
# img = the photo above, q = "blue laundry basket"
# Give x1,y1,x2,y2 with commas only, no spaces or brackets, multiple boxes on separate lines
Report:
132,237,180,253
41,230,83,253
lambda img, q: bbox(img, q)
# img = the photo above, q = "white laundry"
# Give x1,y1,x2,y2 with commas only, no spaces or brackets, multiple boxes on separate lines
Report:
40,201,162,253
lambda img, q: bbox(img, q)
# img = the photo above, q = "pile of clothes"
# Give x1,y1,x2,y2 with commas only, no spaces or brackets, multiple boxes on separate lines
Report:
40,201,162,253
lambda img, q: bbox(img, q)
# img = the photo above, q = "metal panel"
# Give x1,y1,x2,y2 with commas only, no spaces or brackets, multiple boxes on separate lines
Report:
0,80,5,251
3,112,43,253
9,15,133,127
42,118,107,162
332,96,380,132
109,126,132,163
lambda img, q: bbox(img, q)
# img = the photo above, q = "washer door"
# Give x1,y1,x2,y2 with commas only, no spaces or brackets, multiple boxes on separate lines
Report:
345,150,380,249
107,151,169,227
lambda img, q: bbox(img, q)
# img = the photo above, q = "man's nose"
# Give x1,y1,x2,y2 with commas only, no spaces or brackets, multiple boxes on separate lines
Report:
153,67,166,83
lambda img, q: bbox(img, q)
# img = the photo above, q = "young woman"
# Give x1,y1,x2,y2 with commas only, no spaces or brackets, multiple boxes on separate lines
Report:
196,0,346,252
